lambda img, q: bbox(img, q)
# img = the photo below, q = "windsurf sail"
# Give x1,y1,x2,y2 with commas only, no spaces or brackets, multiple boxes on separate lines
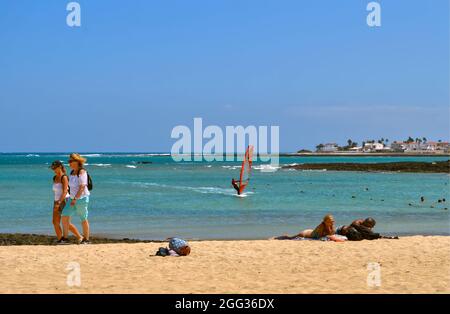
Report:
238,145,254,194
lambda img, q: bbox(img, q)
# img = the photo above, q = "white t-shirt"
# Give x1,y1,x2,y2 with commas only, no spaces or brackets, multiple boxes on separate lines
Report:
69,170,90,199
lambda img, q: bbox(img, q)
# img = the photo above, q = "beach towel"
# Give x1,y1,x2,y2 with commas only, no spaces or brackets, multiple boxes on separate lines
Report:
275,235,348,241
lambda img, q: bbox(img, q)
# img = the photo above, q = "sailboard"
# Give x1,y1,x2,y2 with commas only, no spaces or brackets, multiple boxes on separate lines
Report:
237,145,254,195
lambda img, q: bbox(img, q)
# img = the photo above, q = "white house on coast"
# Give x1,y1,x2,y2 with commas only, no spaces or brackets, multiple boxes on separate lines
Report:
363,142,385,152
391,141,449,153
317,143,339,152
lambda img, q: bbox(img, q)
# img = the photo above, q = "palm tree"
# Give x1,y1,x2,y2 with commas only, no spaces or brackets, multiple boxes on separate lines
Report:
422,137,427,143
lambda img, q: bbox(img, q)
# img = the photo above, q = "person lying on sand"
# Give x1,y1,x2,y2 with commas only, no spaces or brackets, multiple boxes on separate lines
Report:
156,238,191,256
273,214,345,242
336,217,399,240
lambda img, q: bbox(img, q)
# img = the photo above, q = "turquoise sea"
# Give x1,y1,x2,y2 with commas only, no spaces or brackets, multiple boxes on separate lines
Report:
0,153,449,239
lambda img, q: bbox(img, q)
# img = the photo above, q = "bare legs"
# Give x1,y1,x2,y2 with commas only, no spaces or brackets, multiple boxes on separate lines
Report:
52,206,63,240
271,229,314,240
62,216,82,240
55,201,81,240
81,220,90,241
296,229,313,238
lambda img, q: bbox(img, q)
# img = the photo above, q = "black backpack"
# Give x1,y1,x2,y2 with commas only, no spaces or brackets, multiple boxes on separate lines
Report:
71,168,93,191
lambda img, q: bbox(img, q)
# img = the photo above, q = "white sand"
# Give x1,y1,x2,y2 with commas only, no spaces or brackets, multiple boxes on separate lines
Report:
0,236,449,293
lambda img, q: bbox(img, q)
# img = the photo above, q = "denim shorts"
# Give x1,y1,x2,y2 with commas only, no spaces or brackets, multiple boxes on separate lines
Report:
62,197,89,222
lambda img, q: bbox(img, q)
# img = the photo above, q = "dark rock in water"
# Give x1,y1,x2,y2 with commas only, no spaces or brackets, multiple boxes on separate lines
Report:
0,233,157,246
408,203,412,206
137,161,153,164
351,196,356,198
444,208,448,210
365,188,369,191
282,160,450,173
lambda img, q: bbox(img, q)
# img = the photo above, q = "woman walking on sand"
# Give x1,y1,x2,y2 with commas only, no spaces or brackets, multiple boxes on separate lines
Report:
62,153,91,244
50,160,82,243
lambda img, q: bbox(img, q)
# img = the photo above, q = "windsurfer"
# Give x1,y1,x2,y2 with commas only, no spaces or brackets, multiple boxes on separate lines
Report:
231,178,241,195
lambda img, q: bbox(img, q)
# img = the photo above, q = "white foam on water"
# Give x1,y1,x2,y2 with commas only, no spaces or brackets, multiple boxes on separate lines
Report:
234,192,254,198
300,169,327,172
222,165,241,170
125,165,137,169
252,164,280,172
26,154,40,157
131,181,254,197
83,154,102,157
90,163,112,167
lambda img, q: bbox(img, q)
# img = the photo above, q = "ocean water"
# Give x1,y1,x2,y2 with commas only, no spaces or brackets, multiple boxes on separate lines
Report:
0,153,449,239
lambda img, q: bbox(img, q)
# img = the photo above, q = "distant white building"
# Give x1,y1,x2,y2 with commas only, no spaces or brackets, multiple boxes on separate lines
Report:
421,141,449,152
317,143,339,152
391,141,408,152
363,142,385,152
349,146,363,152
391,141,449,153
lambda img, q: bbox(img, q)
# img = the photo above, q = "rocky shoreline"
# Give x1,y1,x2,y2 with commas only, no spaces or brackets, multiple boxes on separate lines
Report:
0,233,159,246
283,160,450,173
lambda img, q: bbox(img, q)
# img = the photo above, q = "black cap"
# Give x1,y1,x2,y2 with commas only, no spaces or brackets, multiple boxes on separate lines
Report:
50,160,64,169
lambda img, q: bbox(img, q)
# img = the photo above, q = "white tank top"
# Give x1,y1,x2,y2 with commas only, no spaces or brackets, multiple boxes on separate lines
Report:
53,177,69,201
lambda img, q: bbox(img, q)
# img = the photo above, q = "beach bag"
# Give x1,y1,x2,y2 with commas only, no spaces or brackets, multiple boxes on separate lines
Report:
156,247,169,256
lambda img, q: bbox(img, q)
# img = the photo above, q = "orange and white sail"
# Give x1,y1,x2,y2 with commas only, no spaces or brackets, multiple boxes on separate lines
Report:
238,145,254,194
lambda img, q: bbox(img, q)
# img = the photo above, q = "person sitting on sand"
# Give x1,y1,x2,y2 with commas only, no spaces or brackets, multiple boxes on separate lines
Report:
273,214,344,242
50,161,82,244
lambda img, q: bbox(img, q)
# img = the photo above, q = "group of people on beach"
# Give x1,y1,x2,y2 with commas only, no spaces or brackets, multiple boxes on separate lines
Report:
50,153,91,244
274,214,398,242
49,154,397,246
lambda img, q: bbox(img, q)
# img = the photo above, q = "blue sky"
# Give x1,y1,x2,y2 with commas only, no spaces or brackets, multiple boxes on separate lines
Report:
0,0,448,152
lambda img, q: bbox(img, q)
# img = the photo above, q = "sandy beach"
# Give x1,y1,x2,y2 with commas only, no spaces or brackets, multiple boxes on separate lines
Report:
0,236,449,294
